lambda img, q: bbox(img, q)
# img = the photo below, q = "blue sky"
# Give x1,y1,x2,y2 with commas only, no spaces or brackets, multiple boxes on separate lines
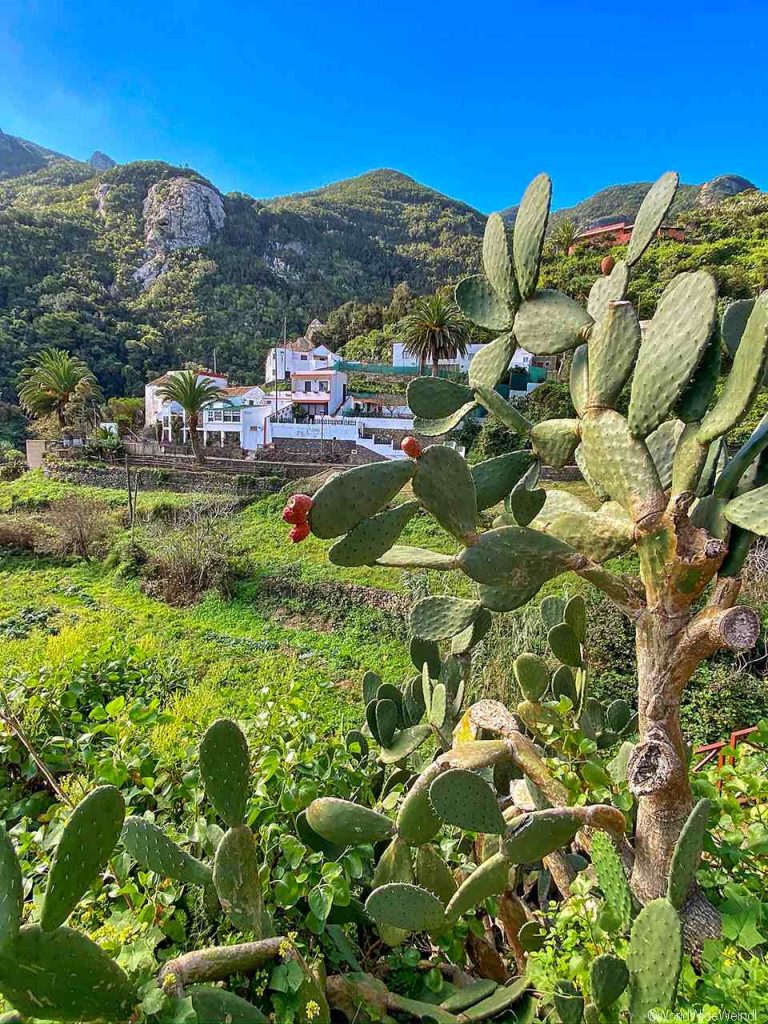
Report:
2,0,767,212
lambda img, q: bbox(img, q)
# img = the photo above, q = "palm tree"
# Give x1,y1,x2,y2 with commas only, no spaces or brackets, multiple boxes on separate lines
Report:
156,370,224,464
550,218,578,255
402,294,469,377
18,348,101,431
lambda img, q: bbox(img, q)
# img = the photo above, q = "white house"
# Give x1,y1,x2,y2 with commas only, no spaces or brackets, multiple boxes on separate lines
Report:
144,369,229,429
202,387,292,451
391,342,535,374
264,329,347,417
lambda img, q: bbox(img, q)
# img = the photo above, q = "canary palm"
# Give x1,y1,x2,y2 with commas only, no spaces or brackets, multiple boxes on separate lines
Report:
18,348,101,430
156,370,224,463
550,218,578,255
401,294,470,376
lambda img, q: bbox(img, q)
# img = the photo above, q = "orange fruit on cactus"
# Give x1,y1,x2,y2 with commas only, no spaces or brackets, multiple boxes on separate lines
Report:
282,493,314,524
600,255,615,276
289,521,311,543
401,436,422,459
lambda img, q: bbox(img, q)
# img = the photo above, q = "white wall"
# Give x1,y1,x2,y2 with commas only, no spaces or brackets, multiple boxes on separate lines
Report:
391,343,534,372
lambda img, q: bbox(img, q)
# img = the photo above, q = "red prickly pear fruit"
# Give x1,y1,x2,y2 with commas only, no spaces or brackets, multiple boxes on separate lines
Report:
282,493,314,524
289,521,311,543
401,436,422,459
600,255,615,276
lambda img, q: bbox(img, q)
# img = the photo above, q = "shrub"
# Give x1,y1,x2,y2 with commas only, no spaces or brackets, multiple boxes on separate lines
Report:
0,446,25,481
139,503,237,604
43,495,115,558
0,515,45,551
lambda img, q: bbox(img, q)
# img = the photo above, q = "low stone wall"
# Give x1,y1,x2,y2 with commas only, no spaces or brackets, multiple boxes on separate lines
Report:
268,438,357,462
46,462,283,496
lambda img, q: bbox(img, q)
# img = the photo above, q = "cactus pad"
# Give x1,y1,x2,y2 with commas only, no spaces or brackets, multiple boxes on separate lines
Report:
376,545,458,569
415,844,457,904
189,986,268,1022
199,718,250,828
513,173,552,298
469,332,518,390
587,300,641,408
518,919,546,951
553,979,584,1024
458,978,529,1021
503,808,586,863
590,831,632,932
540,595,565,629
646,419,686,489
725,484,768,535
362,670,381,705
380,724,433,765
547,622,582,667
306,798,394,845
474,383,533,434
309,460,416,539
551,664,577,704
606,699,633,733
513,653,550,702
455,275,513,331
590,953,629,1010
626,171,679,266
411,596,482,641
0,924,137,1022
41,786,125,932
570,343,589,417
439,979,498,1013
372,837,414,889
472,451,535,510
365,883,446,932
458,525,574,587
530,419,580,468
413,445,478,542
667,798,710,910
628,271,718,438
375,699,399,747
397,771,443,846
721,297,756,356
429,768,506,834
407,377,475,419
123,817,213,885
329,500,419,566
483,213,519,306
451,606,493,654
627,898,682,1018
429,683,447,728
699,291,768,442
213,826,266,935
445,850,511,920
677,333,721,423
477,579,543,612
580,410,663,518
514,290,593,355
414,402,478,437
410,637,441,677
563,595,587,643
0,828,21,954
587,260,629,320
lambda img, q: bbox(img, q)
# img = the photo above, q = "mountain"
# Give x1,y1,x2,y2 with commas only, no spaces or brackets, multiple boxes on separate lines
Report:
502,174,758,231
0,135,764,412
0,129,81,180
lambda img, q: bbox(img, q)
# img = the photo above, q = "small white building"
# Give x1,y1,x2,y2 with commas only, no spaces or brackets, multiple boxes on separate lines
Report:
145,369,229,429
391,342,535,374
264,330,347,417
264,338,341,383
202,387,292,451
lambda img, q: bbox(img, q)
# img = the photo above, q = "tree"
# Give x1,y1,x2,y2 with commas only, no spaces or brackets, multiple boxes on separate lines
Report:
292,172,768,946
401,293,469,376
156,370,224,463
550,218,578,255
17,348,101,431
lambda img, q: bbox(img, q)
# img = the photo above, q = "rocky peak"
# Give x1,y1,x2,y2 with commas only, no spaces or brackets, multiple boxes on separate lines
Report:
134,176,225,288
89,151,117,171
698,174,757,207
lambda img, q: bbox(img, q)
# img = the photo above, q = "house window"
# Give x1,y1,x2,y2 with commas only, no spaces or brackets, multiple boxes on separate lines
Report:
207,409,223,422
300,354,308,361
223,410,241,423
304,381,312,393
319,381,329,393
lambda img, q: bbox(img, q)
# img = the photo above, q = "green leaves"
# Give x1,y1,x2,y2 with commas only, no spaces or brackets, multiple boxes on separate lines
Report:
0,828,21,954
309,460,416,539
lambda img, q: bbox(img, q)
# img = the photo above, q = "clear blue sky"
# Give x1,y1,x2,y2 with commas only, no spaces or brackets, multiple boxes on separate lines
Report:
2,0,766,212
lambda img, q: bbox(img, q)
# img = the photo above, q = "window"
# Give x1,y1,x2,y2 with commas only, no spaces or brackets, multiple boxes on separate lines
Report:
300,354,308,361
207,409,223,422
223,409,240,423
319,381,329,393
304,381,312,393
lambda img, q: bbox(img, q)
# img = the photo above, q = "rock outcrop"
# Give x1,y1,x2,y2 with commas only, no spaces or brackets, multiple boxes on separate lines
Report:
89,151,117,171
698,174,757,207
134,177,225,288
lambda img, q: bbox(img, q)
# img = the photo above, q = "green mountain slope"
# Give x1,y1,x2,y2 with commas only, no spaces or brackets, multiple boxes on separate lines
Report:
0,139,764,414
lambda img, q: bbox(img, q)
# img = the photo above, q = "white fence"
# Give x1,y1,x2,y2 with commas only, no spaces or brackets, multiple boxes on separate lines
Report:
271,422,359,442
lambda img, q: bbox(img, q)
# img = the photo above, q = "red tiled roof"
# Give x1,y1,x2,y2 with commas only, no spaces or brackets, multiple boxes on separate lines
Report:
290,370,335,378
221,386,260,396
148,369,228,385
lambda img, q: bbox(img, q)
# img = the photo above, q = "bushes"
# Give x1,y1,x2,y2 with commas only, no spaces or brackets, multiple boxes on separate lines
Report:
0,446,25,481
43,495,115,558
139,503,237,604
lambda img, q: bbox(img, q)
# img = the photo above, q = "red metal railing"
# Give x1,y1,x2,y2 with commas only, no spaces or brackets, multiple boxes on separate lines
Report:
692,726,763,791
